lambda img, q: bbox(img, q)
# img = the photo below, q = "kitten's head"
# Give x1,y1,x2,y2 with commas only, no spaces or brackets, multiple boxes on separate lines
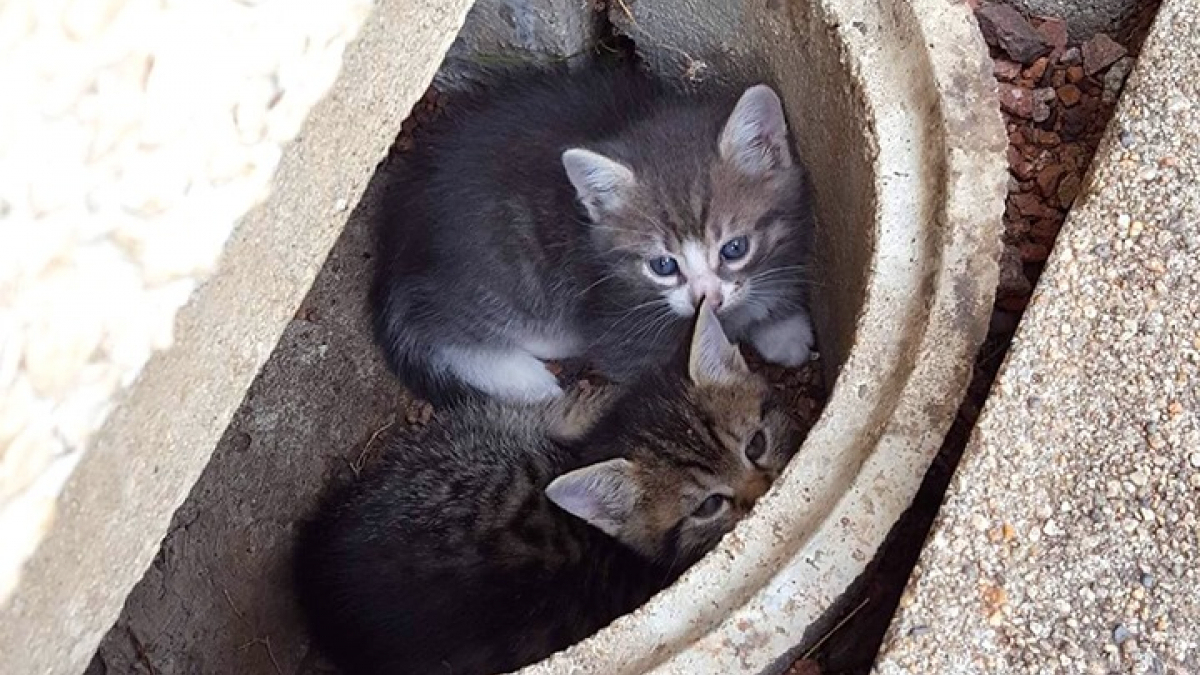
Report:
562,84,811,326
546,303,801,568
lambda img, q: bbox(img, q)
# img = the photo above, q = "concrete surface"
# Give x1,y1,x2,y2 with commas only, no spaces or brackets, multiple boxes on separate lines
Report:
435,0,599,91
1005,0,1146,41
0,1,474,674
0,0,375,606
875,2,1200,673
87,169,410,675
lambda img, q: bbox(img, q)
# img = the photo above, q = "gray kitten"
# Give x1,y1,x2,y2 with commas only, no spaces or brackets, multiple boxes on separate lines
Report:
293,304,801,675
372,66,814,405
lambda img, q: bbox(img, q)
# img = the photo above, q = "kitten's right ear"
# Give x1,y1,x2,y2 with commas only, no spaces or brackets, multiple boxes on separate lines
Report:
688,302,750,387
562,148,636,219
719,84,793,176
545,458,640,538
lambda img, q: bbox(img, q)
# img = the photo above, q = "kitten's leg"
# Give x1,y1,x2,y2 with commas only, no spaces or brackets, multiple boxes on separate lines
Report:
546,384,621,442
435,346,563,402
749,312,815,367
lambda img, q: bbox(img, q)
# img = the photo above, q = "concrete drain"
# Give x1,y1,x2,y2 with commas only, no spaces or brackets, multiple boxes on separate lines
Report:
75,0,1006,673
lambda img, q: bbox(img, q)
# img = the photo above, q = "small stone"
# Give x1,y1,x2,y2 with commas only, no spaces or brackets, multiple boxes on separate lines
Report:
1083,34,1128,76
1033,129,1061,146
1103,56,1135,104
1188,452,1200,469
1007,145,1037,179
1060,104,1094,139
975,5,1051,64
1042,518,1063,536
998,244,1033,298
1035,18,1068,59
1141,573,1156,589
1113,624,1133,644
994,59,1022,81
998,83,1034,118
1024,57,1050,82
1066,65,1085,83
1057,174,1082,207
1020,241,1050,262
1011,192,1058,219
1030,218,1060,241
1060,46,1082,66
1057,84,1082,106
1032,87,1056,122
982,584,1008,609
1130,470,1148,487
1037,164,1066,195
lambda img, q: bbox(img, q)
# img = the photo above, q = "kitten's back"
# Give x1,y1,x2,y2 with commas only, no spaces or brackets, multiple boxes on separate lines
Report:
370,66,684,404
292,397,655,675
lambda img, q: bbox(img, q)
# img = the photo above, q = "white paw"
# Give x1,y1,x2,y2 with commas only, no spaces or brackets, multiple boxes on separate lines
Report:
750,313,815,367
439,347,564,402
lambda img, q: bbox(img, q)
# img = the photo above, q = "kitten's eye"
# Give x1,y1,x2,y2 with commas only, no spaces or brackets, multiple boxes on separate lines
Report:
720,236,749,261
647,256,679,276
745,431,767,463
692,494,729,520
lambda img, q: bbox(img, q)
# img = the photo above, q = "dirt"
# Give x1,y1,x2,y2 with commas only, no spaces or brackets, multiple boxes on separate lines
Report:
797,3,1162,674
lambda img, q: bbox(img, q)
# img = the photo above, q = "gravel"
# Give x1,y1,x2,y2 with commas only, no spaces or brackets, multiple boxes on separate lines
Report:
874,2,1200,672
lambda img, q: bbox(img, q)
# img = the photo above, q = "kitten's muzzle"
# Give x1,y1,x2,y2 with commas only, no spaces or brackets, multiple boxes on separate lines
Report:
690,280,724,309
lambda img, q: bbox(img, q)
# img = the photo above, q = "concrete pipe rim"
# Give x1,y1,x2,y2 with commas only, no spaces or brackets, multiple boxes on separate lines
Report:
519,0,1007,672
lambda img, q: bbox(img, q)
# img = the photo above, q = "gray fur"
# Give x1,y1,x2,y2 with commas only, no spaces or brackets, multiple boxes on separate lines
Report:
371,66,815,405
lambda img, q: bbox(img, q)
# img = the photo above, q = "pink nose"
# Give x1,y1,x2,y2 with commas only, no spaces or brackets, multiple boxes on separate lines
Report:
690,283,723,309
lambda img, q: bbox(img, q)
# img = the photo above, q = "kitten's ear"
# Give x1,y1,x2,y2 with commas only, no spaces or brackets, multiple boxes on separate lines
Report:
688,302,750,387
562,148,636,218
545,458,640,538
718,85,793,176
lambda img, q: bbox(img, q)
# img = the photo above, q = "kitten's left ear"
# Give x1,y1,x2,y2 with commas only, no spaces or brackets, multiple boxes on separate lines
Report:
688,302,750,387
545,458,640,538
562,148,636,219
719,84,794,176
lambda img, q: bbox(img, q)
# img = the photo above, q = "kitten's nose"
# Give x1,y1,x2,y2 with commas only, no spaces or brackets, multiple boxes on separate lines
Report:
691,285,723,309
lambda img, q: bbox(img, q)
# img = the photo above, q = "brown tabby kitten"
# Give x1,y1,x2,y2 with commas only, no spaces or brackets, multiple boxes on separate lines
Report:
293,304,801,675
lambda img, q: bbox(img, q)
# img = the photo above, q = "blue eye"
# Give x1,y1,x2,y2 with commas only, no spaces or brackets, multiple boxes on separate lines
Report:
647,256,679,276
720,236,749,261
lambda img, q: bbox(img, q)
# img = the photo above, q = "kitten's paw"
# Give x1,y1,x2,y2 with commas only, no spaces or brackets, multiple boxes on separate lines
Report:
440,347,564,402
750,314,815,367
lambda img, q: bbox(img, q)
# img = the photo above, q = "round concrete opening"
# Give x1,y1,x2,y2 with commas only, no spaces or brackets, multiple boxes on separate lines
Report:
510,0,1007,672
66,0,1005,673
